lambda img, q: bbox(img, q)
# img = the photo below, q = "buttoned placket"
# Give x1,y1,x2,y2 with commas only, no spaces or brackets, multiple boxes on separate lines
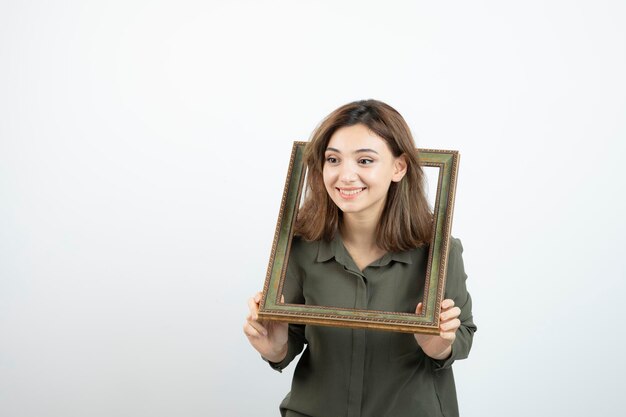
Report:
325,237,402,417
338,253,375,417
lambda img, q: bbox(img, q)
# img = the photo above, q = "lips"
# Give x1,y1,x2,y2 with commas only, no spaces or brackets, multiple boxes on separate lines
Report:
337,187,366,199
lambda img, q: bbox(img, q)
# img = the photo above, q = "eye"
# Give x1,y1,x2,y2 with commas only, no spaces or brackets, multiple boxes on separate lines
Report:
358,158,374,165
325,156,338,164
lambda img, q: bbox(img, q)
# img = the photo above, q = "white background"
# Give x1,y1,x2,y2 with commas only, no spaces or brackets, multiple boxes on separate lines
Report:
1,1,625,416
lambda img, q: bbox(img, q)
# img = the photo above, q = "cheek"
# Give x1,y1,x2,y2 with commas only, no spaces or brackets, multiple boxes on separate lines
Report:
322,167,333,188
322,169,339,200
365,168,391,189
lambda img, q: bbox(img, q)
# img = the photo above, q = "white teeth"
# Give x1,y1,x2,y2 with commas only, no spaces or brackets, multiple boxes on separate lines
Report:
340,188,364,195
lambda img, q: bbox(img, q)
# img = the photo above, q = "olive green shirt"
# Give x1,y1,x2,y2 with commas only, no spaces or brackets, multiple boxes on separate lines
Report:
268,234,477,417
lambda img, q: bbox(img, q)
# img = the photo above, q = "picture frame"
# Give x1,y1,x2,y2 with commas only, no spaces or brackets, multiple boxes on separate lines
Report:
257,141,459,335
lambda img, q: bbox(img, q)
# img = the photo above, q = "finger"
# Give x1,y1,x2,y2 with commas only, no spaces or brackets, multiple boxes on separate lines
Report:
247,318,268,337
247,297,260,320
440,318,461,332
254,292,262,303
243,321,262,338
280,294,285,303
441,299,455,309
415,302,423,315
439,330,456,342
440,306,461,322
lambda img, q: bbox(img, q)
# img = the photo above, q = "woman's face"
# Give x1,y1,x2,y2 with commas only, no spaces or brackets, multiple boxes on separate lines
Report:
323,124,407,222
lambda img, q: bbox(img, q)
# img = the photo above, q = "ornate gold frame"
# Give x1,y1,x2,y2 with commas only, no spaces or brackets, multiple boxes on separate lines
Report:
257,141,459,334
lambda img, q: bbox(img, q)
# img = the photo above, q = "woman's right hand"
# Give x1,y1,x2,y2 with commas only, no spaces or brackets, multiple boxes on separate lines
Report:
243,292,289,363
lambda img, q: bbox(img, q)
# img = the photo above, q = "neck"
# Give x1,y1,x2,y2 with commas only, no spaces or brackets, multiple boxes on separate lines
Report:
340,212,380,251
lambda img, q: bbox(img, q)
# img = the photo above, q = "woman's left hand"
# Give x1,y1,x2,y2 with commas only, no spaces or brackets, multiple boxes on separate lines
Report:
414,299,461,360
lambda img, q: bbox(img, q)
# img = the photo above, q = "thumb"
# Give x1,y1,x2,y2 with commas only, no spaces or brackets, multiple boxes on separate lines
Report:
280,294,285,303
416,302,423,315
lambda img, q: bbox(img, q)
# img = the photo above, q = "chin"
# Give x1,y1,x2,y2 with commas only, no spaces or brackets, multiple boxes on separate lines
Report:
335,203,362,214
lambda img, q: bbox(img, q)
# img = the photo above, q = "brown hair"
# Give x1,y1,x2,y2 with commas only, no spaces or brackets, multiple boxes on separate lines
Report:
294,99,433,252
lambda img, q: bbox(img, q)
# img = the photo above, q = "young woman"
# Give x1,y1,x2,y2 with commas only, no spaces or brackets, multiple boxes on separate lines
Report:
244,100,477,417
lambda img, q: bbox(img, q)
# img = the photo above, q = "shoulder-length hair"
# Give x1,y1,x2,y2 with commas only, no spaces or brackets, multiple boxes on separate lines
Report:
294,99,433,252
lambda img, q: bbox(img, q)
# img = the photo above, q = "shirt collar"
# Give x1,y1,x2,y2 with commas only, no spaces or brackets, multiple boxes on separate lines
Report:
316,238,335,262
316,233,413,266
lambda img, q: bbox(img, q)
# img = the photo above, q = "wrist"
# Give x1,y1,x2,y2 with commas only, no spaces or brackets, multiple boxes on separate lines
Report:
428,345,452,361
264,343,288,363
414,335,453,360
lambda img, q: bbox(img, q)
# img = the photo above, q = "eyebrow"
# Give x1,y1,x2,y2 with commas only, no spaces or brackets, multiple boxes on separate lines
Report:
325,147,379,155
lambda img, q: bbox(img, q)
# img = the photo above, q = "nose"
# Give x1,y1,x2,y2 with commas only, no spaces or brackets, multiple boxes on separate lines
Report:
339,162,358,183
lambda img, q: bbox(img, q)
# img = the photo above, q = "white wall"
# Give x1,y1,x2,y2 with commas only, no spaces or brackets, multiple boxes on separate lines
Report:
1,1,624,416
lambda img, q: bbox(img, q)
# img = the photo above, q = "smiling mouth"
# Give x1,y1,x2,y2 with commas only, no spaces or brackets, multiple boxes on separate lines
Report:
337,187,366,197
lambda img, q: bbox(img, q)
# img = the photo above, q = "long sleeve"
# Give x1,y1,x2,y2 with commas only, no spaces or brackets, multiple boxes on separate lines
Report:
430,237,477,371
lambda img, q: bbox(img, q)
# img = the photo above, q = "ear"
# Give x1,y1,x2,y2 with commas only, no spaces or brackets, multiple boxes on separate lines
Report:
392,154,408,182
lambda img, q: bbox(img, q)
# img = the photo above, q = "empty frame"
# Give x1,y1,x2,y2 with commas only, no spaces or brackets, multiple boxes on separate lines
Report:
258,141,459,335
